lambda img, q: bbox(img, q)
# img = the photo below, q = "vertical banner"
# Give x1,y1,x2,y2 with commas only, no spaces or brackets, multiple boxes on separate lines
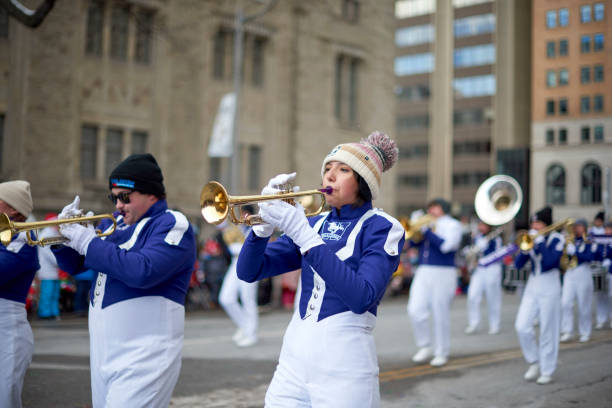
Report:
208,93,236,157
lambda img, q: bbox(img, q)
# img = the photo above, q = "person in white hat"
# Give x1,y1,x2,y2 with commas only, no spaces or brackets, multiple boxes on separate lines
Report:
237,131,404,407
0,180,38,408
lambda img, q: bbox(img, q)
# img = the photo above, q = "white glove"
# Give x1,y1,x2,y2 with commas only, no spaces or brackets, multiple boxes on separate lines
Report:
259,200,323,254
475,237,488,252
60,212,96,256
534,235,545,245
267,172,297,189
58,196,83,220
252,173,299,238
565,242,576,256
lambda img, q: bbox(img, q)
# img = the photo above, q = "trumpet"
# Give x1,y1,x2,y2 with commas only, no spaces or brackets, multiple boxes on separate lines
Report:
400,214,435,241
515,218,574,252
0,212,116,247
200,181,331,226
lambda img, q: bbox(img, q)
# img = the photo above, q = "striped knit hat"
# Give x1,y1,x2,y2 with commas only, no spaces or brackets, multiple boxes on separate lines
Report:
321,131,398,200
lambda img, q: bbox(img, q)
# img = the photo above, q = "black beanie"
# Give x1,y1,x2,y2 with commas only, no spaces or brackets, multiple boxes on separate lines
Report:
530,206,552,226
427,198,451,214
595,211,605,221
109,153,165,197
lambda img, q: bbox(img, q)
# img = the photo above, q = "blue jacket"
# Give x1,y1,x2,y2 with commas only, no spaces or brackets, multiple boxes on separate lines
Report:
52,200,196,308
408,215,463,267
237,202,404,321
515,231,564,274
1,233,39,303
569,238,599,266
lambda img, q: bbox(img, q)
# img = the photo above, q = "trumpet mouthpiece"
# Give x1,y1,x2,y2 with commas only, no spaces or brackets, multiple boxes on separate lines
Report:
319,186,333,194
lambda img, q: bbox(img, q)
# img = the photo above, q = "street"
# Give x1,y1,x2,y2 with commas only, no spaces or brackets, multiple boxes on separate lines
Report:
24,292,612,407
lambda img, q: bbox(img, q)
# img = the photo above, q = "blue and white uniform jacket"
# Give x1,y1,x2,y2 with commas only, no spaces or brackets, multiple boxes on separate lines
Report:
1,232,39,303
52,200,196,308
237,202,404,321
408,215,463,267
567,237,599,267
515,231,564,274
474,233,503,258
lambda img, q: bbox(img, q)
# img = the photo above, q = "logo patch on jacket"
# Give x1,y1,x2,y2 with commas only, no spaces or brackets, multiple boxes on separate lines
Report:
321,221,351,241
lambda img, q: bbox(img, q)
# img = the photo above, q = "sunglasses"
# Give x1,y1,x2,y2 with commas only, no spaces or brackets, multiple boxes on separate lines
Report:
108,190,135,204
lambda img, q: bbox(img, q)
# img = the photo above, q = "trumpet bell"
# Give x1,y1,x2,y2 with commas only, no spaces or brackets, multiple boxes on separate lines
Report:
200,181,230,225
0,213,13,246
474,175,523,226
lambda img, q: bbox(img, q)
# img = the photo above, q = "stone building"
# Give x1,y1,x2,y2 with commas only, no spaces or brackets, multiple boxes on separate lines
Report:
0,0,397,234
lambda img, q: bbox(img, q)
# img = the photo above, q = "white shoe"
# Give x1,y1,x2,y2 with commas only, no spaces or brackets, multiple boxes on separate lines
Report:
232,329,245,343
595,322,605,330
536,375,553,385
430,356,448,367
464,325,477,334
488,328,500,335
524,363,539,381
560,332,573,343
236,335,257,348
412,347,433,364
579,335,590,343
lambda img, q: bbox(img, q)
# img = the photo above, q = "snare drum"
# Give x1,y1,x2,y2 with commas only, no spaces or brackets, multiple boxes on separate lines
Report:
504,265,529,290
590,263,609,293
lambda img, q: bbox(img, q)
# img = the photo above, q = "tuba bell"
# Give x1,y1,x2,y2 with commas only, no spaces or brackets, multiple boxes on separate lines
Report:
474,175,523,226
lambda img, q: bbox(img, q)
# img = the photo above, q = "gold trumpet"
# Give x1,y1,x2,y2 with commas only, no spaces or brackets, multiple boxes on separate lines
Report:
400,214,435,241
515,218,574,252
0,212,116,247
200,181,331,226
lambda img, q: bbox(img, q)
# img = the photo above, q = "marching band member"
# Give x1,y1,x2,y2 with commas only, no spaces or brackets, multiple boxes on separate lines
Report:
603,221,612,328
408,198,463,367
237,131,404,407
514,206,563,385
560,219,595,343
464,219,503,335
0,181,38,408
52,154,196,407
590,212,609,329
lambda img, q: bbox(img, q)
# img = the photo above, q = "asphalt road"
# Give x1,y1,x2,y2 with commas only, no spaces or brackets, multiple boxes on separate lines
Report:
23,292,612,407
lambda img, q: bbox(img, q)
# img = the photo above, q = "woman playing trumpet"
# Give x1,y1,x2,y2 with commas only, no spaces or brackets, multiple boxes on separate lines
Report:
237,131,404,407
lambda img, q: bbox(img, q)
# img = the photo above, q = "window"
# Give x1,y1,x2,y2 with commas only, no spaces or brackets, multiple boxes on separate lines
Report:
559,8,569,26
581,96,591,113
453,140,491,155
546,165,565,204
546,99,555,115
453,0,493,7
395,0,435,18
397,115,430,129
395,53,434,76
581,66,591,84
395,84,430,101
80,125,98,180
546,70,556,87
546,129,555,145
213,29,228,79
454,14,495,38
453,109,484,125
594,125,604,142
131,130,148,154
400,144,429,158
105,128,123,177
581,163,602,204
581,35,591,53
581,5,592,23
209,158,221,181
594,64,604,82
594,94,604,112
559,39,568,56
85,0,104,56
252,36,266,86
396,24,434,47
399,174,428,188
342,0,360,22
546,41,555,58
135,10,154,64
559,128,568,144
559,98,568,115
335,54,360,125
454,44,496,68
581,126,591,142
110,4,130,61
594,3,605,21
594,33,604,51
546,10,557,28
453,74,495,97
0,6,7,38
247,145,261,190
559,69,568,85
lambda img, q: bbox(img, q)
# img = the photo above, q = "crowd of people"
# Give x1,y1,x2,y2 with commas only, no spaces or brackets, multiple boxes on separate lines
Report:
1,134,611,406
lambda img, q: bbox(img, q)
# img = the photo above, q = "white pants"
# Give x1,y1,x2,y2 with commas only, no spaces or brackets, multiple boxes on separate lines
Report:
561,264,593,337
595,291,609,326
515,270,561,377
0,299,33,408
219,259,259,338
89,296,184,408
408,265,457,358
467,263,502,331
265,311,379,408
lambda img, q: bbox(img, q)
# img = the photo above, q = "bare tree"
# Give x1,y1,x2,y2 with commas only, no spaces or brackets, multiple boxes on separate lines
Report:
0,0,55,28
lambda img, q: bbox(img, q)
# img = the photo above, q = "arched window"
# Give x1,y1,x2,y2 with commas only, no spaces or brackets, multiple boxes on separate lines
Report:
546,164,565,204
581,162,602,204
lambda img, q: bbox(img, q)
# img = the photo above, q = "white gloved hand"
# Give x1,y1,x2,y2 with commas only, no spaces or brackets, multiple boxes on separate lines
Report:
534,235,545,245
259,200,323,254
267,172,297,189
475,237,488,252
565,242,576,256
252,173,299,238
58,196,83,220
60,217,96,256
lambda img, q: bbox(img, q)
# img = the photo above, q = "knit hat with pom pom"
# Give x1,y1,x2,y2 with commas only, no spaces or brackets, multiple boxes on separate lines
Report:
321,131,399,200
